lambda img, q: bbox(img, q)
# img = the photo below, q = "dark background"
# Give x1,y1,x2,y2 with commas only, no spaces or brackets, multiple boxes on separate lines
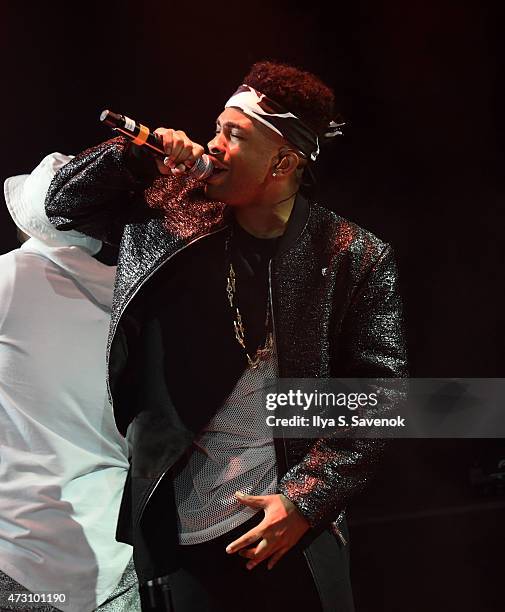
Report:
2,1,504,610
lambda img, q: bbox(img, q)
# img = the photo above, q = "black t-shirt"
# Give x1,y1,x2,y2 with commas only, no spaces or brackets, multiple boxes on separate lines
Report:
141,219,279,431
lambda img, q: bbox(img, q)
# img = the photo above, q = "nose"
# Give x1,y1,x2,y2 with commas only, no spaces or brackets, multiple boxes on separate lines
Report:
207,132,225,156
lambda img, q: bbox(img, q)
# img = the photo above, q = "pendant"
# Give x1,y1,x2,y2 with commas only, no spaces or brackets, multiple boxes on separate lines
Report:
247,333,273,369
247,355,261,369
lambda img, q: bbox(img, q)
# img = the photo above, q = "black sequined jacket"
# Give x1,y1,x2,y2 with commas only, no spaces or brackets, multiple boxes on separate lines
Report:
46,137,407,577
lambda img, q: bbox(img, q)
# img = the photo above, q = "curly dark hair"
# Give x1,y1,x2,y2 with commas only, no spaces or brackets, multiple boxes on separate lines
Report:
242,61,335,137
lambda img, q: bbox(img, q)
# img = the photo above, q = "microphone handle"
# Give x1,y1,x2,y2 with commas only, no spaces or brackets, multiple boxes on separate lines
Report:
99,109,213,179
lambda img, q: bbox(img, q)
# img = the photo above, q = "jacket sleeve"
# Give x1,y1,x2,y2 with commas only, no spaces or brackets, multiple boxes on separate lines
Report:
277,244,408,528
45,136,156,245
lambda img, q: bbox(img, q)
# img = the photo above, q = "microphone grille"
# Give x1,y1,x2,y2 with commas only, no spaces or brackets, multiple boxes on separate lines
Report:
191,154,213,180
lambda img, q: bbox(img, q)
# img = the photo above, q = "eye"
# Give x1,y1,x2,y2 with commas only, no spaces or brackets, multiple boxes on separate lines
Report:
212,127,244,140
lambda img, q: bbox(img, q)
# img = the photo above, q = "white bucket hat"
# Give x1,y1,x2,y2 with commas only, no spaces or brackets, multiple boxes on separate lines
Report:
3,152,102,254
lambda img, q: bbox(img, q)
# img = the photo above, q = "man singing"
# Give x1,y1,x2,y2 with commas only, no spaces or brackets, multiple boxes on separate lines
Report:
46,61,407,611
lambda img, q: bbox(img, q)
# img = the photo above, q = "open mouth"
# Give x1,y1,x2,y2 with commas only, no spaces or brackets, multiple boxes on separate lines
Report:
206,167,228,183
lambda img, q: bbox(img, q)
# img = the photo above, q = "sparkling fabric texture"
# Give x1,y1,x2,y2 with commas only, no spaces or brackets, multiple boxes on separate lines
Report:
174,354,278,544
45,137,408,535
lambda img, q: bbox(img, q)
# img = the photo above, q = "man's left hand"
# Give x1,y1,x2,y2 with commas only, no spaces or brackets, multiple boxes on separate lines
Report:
226,492,310,570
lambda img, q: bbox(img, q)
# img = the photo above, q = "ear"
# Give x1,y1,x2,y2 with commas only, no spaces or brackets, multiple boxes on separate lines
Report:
271,150,301,178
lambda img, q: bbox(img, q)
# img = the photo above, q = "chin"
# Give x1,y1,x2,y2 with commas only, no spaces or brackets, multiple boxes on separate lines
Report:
204,183,240,206
204,182,217,198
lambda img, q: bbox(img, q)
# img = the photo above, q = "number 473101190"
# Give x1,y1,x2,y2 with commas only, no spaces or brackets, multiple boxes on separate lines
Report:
5,592,67,604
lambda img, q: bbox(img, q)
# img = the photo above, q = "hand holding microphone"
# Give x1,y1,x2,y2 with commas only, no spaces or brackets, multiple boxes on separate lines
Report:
100,110,213,179
153,127,206,177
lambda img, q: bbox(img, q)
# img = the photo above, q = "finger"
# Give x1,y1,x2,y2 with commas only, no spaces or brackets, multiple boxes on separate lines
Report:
168,133,185,164
267,547,288,570
153,127,168,140
238,548,256,559
245,540,274,570
252,537,270,556
234,491,265,509
226,526,263,554
184,144,206,168
150,129,170,175
171,141,193,166
171,130,198,166
176,142,195,166
155,157,170,175
237,538,270,560
238,545,262,560
171,163,187,175
155,129,202,169
156,128,174,157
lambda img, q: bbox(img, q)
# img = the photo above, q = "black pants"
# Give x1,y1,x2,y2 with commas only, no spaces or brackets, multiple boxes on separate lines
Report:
165,515,323,612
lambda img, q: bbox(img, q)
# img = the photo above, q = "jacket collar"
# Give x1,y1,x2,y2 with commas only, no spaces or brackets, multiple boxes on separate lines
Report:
219,191,310,257
276,191,311,257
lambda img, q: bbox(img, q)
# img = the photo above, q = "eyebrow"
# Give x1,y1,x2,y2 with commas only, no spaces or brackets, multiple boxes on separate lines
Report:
216,120,249,132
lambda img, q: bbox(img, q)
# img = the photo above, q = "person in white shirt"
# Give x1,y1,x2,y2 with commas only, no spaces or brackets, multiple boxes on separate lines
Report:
0,153,140,612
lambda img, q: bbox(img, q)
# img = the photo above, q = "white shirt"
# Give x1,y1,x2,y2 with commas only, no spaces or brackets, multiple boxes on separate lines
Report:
0,239,132,612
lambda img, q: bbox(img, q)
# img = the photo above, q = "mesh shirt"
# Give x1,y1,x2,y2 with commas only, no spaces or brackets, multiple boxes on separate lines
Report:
173,353,278,544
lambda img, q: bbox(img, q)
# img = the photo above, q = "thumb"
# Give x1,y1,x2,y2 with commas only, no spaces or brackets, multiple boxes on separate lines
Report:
235,491,264,508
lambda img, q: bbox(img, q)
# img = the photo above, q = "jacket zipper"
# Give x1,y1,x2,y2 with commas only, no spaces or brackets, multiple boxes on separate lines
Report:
269,262,325,592
105,225,229,525
269,242,346,596
268,259,289,476
331,519,348,546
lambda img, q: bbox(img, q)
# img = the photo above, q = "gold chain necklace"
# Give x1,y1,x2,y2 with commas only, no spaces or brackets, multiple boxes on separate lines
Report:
225,232,273,369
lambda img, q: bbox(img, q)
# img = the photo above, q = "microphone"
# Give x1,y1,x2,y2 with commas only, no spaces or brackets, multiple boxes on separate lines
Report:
99,109,213,180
